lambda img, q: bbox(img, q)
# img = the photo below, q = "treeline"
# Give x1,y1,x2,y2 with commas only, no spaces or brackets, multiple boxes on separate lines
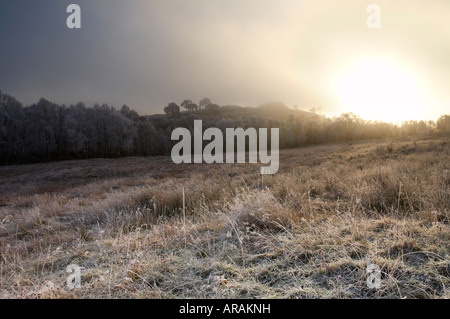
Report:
0,90,449,165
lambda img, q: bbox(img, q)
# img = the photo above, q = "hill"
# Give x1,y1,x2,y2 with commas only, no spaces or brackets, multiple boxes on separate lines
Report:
3,90,449,165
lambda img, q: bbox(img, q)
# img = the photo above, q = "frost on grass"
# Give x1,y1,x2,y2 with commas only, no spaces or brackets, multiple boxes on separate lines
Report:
0,136,449,298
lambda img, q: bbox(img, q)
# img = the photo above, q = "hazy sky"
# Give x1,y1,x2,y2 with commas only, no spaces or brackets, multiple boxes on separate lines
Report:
0,0,449,121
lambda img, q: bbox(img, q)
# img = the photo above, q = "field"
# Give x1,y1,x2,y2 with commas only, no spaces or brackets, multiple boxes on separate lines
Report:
0,135,449,299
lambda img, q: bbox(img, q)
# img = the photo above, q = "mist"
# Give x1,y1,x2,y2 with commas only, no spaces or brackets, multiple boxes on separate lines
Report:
0,0,449,120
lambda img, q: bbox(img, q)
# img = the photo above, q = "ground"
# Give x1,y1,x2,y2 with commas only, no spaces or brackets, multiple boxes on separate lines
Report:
0,135,449,299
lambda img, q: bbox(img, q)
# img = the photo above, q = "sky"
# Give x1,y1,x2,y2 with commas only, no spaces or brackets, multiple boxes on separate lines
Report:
0,0,449,122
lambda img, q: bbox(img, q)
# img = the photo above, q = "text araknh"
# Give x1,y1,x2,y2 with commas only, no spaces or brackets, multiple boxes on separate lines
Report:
171,120,279,174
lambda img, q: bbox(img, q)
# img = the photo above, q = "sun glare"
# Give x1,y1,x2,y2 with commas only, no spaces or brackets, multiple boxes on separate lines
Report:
335,58,428,124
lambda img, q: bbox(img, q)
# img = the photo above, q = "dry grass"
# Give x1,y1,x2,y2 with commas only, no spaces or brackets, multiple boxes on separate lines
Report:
0,135,448,299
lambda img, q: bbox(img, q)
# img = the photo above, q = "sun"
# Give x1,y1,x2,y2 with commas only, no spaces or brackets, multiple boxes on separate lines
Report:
335,57,428,124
